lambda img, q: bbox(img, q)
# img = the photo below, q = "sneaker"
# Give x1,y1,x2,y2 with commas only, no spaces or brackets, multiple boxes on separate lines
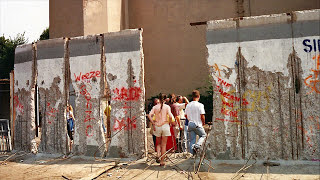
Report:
192,145,200,155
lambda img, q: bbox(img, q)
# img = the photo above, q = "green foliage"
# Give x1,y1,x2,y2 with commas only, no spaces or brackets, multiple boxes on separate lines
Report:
0,33,28,79
39,27,49,40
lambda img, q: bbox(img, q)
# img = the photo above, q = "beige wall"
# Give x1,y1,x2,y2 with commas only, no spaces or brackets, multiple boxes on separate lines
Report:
50,0,84,38
249,0,320,16
50,0,121,38
83,0,108,35
128,0,320,98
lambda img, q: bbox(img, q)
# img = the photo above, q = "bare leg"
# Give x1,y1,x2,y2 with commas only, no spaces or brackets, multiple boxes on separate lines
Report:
156,137,161,159
160,136,168,165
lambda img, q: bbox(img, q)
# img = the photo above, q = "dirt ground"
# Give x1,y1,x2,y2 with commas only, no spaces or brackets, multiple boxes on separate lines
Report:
0,151,319,180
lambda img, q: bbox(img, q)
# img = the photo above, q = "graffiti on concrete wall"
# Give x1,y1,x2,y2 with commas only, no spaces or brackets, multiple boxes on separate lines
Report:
13,95,24,114
79,84,95,137
45,102,59,124
112,83,142,131
74,70,101,83
112,87,142,101
211,63,271,128
302,39,320,52
304,55,320,94
297,112,319,155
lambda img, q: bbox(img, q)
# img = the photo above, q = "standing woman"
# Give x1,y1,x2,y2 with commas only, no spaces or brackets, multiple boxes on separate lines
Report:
167,94,181,152
148,93,174,166
66,105,75,152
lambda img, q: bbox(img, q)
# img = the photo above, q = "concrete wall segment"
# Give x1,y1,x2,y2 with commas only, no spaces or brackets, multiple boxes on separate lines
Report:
36,38,67,154
69,34,105,156
206,9,319,160
13,44,37,152
104,29,146,158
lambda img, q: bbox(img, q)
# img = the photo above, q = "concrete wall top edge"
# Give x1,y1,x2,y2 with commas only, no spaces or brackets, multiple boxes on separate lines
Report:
239,13,291,27
207,19,236,30
103,28,142,38
104,30,141,54
14,44,33,64
207,9,319,30
36,38,65,60
69,35,101,57
293,9,320,22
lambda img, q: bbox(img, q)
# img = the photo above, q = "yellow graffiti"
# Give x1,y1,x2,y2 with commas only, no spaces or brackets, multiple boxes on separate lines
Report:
219,86,271,112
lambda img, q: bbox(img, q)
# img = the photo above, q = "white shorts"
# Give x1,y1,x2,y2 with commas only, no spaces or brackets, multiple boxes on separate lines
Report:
154,124,171,137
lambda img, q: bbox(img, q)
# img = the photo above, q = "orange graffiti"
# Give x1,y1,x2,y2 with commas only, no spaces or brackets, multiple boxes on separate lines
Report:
304,55,320,94
210,63,230,77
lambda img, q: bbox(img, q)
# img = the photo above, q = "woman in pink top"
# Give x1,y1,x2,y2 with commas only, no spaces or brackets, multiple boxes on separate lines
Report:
148,93,174,166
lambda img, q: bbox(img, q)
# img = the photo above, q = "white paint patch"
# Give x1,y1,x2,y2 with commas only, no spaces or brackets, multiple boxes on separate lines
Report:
14,61,33,90
37,58,64,90
240,39,293,77
207,43,238,86
70,54,101,98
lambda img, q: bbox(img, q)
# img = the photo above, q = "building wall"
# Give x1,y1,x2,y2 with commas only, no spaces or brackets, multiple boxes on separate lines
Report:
206,9,320,160
83,0,109,35
49,0,84,38
14,29,146,157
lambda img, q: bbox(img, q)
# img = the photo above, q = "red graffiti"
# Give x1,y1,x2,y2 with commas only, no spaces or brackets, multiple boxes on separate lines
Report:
113,116,137,131
215,118,241,123
218,77,232,88
217,87,249,105
221,107,238,118
86,125,93,137
304,55,320,94
13,96,24,114
79,84,95,137
46,102,59,124
74,70,101,82
112,87,142,101
295,111,319,154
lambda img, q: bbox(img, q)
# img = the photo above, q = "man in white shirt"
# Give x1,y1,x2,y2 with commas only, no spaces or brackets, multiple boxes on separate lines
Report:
185,90,206,155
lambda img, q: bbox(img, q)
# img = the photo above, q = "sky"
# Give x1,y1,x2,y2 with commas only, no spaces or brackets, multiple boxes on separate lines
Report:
0,0,49,43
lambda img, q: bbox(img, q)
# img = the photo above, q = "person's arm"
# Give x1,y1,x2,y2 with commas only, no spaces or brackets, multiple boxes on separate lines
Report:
168,107,176,126
176,116,182,129
200,104,206,125
200,114,205,126
148,107,155,124
184,105,189,120
183,96,189,105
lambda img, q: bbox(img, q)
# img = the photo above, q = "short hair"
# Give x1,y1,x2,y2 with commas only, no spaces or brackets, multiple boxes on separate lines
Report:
192,90,200,98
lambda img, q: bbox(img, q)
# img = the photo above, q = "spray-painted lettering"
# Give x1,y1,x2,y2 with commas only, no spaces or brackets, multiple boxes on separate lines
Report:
303,39,320,52
113,116,137,131
46,102,59,124
79,84,95,137
112,87,142,101
74,70,101,82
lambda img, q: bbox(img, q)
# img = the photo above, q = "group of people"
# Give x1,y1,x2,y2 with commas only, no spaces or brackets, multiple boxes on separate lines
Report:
148,90,207,166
